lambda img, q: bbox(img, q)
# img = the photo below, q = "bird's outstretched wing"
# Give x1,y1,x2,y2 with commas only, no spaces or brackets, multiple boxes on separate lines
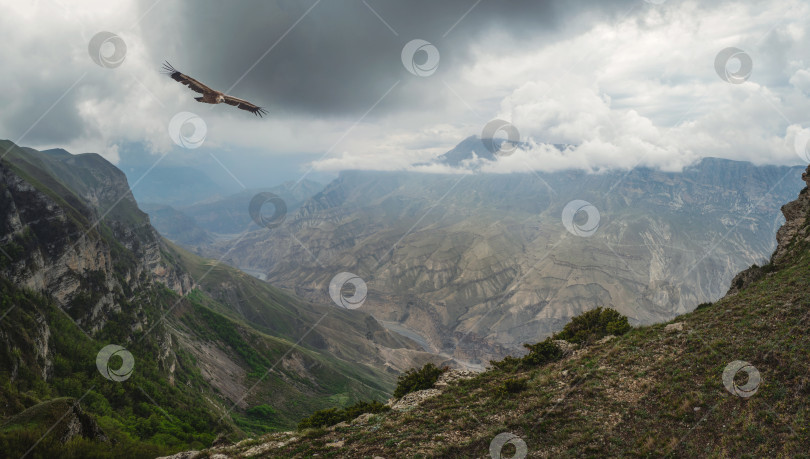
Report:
161,62,213,95
222,95,268,117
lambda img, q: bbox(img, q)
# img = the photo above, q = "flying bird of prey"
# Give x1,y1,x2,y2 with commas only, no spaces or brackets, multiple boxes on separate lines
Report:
161,62,268,117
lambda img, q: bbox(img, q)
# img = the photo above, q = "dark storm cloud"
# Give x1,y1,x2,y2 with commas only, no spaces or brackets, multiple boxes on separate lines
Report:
138,0,636,117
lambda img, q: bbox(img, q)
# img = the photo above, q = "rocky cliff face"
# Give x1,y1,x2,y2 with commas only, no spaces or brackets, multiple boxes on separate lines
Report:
0,149,192,338
773,165,810,263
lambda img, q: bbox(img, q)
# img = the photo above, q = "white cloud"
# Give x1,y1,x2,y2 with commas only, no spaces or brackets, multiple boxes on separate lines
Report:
789,68,810,94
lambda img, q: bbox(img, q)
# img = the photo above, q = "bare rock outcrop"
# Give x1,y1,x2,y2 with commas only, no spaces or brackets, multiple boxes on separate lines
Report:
772,165,810,265
389,369,477,411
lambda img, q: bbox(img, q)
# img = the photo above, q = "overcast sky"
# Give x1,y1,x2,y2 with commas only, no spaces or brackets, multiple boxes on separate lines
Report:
1,0,810,187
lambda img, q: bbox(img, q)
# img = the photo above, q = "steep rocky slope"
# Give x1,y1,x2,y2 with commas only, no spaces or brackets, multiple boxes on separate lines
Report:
209,139,802,366
0,144,193,331
171,165,810,458
0,140,432,457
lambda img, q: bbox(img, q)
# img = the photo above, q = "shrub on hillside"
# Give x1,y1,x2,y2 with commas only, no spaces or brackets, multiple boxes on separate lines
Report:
297,400,389,430
553,307,630,344
489,308,631,372
490,338,563,371
498,377,528,395
489,355,523,371
298,408,342,430
393,363,446,398
522,337,564,366
342,400,389,421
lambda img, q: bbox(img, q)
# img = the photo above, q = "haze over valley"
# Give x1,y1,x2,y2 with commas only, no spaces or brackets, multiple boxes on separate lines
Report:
149,138,804,367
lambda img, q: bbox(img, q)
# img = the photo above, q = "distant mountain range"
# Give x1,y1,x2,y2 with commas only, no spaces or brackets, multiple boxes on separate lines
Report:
124,165,237,207
189,136,804,367
140,179,324,247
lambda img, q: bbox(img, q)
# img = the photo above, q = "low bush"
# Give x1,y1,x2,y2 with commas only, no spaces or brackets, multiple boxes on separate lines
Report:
297,400,389,430
553,307,630,344
498,377,528,395
489,308,633,372
489,338,563,371
522,338,564,366
393,363,446,398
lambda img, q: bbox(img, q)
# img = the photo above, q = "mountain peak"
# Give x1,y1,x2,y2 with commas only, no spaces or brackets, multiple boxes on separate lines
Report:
435,135,496,166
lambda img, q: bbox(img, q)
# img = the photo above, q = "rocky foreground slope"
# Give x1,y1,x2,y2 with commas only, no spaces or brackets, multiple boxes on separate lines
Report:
168,165,810,457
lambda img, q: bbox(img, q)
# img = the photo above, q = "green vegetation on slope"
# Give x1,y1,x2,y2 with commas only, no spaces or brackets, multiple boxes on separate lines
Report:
491,307,630,372
297,401,390,430
553,306,631,344
392,363,447,398
0,279,221,458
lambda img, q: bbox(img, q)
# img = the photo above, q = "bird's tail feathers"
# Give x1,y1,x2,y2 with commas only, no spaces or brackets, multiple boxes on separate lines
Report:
161,61,178,75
